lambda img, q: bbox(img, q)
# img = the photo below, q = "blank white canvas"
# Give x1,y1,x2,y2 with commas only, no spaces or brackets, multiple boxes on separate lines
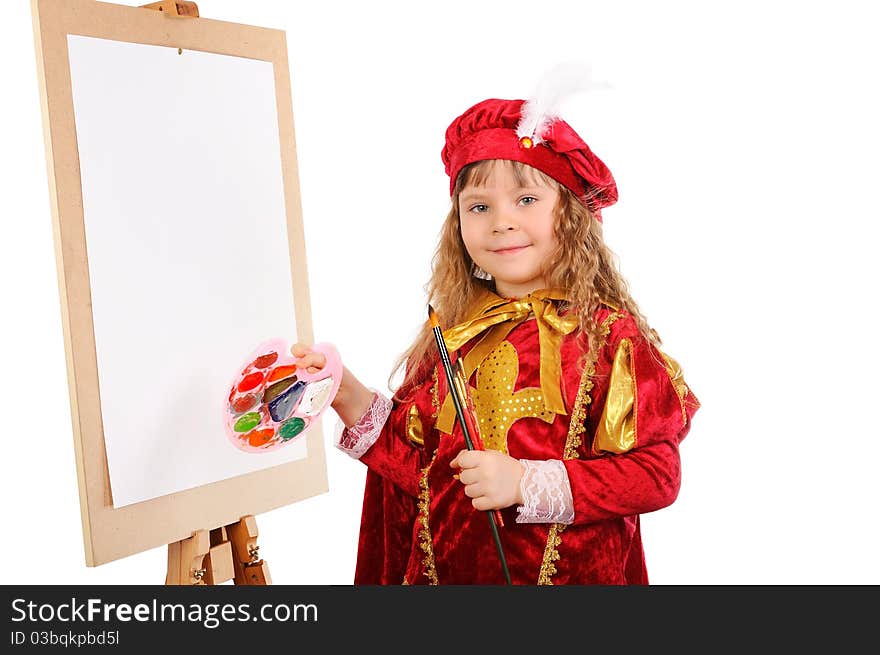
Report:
67,35,307,508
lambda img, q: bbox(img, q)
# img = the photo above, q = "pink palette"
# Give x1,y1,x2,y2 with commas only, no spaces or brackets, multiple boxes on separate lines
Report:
224,338,342,453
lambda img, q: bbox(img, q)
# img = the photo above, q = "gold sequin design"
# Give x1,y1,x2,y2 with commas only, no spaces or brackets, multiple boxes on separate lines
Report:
538,312,622,585
416,453,439,585
471,341,555,454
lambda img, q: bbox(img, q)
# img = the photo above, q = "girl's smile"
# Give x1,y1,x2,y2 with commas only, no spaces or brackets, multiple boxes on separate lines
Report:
491,244,531,255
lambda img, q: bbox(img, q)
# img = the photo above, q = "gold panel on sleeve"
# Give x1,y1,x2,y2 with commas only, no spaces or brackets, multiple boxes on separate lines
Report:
407,405,425,447
594,338,637,454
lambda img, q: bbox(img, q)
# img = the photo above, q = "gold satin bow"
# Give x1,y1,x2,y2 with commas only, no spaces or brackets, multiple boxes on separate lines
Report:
434,288,579,435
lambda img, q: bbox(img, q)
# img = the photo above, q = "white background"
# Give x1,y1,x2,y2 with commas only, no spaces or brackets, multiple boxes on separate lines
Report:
2,0,878,584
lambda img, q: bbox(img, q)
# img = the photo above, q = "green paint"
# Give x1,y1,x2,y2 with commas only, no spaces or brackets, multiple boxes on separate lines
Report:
234,411,261,433
279,417,306,440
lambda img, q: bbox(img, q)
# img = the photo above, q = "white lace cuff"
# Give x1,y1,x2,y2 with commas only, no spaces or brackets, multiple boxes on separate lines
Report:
335,390,393,459
516,459,575,524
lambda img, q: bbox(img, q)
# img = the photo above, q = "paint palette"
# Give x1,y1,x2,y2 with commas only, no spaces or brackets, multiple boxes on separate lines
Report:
224,338,342,453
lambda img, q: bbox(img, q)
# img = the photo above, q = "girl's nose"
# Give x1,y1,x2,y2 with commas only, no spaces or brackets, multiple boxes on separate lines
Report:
491,212,517,233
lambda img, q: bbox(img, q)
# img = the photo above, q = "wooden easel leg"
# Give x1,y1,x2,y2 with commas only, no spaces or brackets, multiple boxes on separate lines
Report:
165,529,210,585
165,542,181,585
226,515,271,585
203,526,235,585
165,516,269,585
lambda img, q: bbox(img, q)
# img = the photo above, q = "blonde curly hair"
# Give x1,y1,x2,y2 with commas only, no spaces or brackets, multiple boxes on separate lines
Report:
389,158,661,398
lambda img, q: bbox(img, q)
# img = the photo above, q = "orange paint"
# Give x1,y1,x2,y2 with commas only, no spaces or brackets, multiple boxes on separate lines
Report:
268,365,297,382
247,428,274,447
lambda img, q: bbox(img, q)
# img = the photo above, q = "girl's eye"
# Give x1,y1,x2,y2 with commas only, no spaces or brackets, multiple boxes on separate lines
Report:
470,204,489,213
520,196,537,206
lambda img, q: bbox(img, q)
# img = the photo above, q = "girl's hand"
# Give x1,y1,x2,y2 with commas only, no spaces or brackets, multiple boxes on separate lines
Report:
290,342,327,374
450,449,525,511
290,342,373,427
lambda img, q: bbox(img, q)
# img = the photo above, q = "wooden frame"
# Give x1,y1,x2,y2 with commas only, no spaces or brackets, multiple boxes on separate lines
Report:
31,0,326,567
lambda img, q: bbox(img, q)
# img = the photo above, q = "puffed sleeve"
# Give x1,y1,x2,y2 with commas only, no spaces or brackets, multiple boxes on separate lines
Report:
356,359,439,498
562,326,700,525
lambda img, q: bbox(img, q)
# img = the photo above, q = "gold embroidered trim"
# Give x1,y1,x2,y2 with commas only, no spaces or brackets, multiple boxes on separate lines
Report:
562,312,621,460
538,527,563,585
538,311,622,585
659,350,690,427
416,453,439,585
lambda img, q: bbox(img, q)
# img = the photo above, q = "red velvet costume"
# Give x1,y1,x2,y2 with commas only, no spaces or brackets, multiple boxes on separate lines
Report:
353,291,700,584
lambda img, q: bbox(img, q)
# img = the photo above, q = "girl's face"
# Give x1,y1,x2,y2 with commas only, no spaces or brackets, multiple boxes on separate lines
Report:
458,160,559,298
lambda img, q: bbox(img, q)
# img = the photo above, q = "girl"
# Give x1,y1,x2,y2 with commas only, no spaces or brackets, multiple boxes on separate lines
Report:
293,96,700,584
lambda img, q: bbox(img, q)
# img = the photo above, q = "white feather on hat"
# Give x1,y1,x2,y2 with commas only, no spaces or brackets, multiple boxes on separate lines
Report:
515,62,611,146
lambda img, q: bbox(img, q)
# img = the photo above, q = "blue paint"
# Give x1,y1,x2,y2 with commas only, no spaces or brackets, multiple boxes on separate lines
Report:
268,380,307,422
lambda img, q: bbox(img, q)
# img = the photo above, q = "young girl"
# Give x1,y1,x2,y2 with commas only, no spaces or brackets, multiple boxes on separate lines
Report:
293,96,700,585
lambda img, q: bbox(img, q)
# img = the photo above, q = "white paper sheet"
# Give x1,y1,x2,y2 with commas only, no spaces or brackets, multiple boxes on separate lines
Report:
67,35,307,508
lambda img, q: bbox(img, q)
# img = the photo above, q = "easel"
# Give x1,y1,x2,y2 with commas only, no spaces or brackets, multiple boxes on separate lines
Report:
166,514,272,585
34,0,326,575
134,1,270,588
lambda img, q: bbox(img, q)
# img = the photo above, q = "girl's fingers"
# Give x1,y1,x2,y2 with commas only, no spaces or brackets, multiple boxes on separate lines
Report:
300,353,326,369
457,469,479,485
472,497,497,512
462,482,486,499
450,449,476,469
289,344,327,372
290,342,310,357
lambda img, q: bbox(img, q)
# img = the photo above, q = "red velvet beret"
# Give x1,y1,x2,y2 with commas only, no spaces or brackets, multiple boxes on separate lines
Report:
441,98,618,220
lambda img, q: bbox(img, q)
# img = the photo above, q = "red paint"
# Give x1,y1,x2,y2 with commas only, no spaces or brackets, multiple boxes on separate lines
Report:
253,352,278,369
232,394,258,413
238,372,264,392
268,365,297,382
248,428,274,447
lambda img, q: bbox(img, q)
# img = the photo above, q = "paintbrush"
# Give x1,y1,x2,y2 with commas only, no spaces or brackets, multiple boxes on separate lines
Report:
451,360,491,472
431,309,502,527
428,304,512,585
450,358,505,527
